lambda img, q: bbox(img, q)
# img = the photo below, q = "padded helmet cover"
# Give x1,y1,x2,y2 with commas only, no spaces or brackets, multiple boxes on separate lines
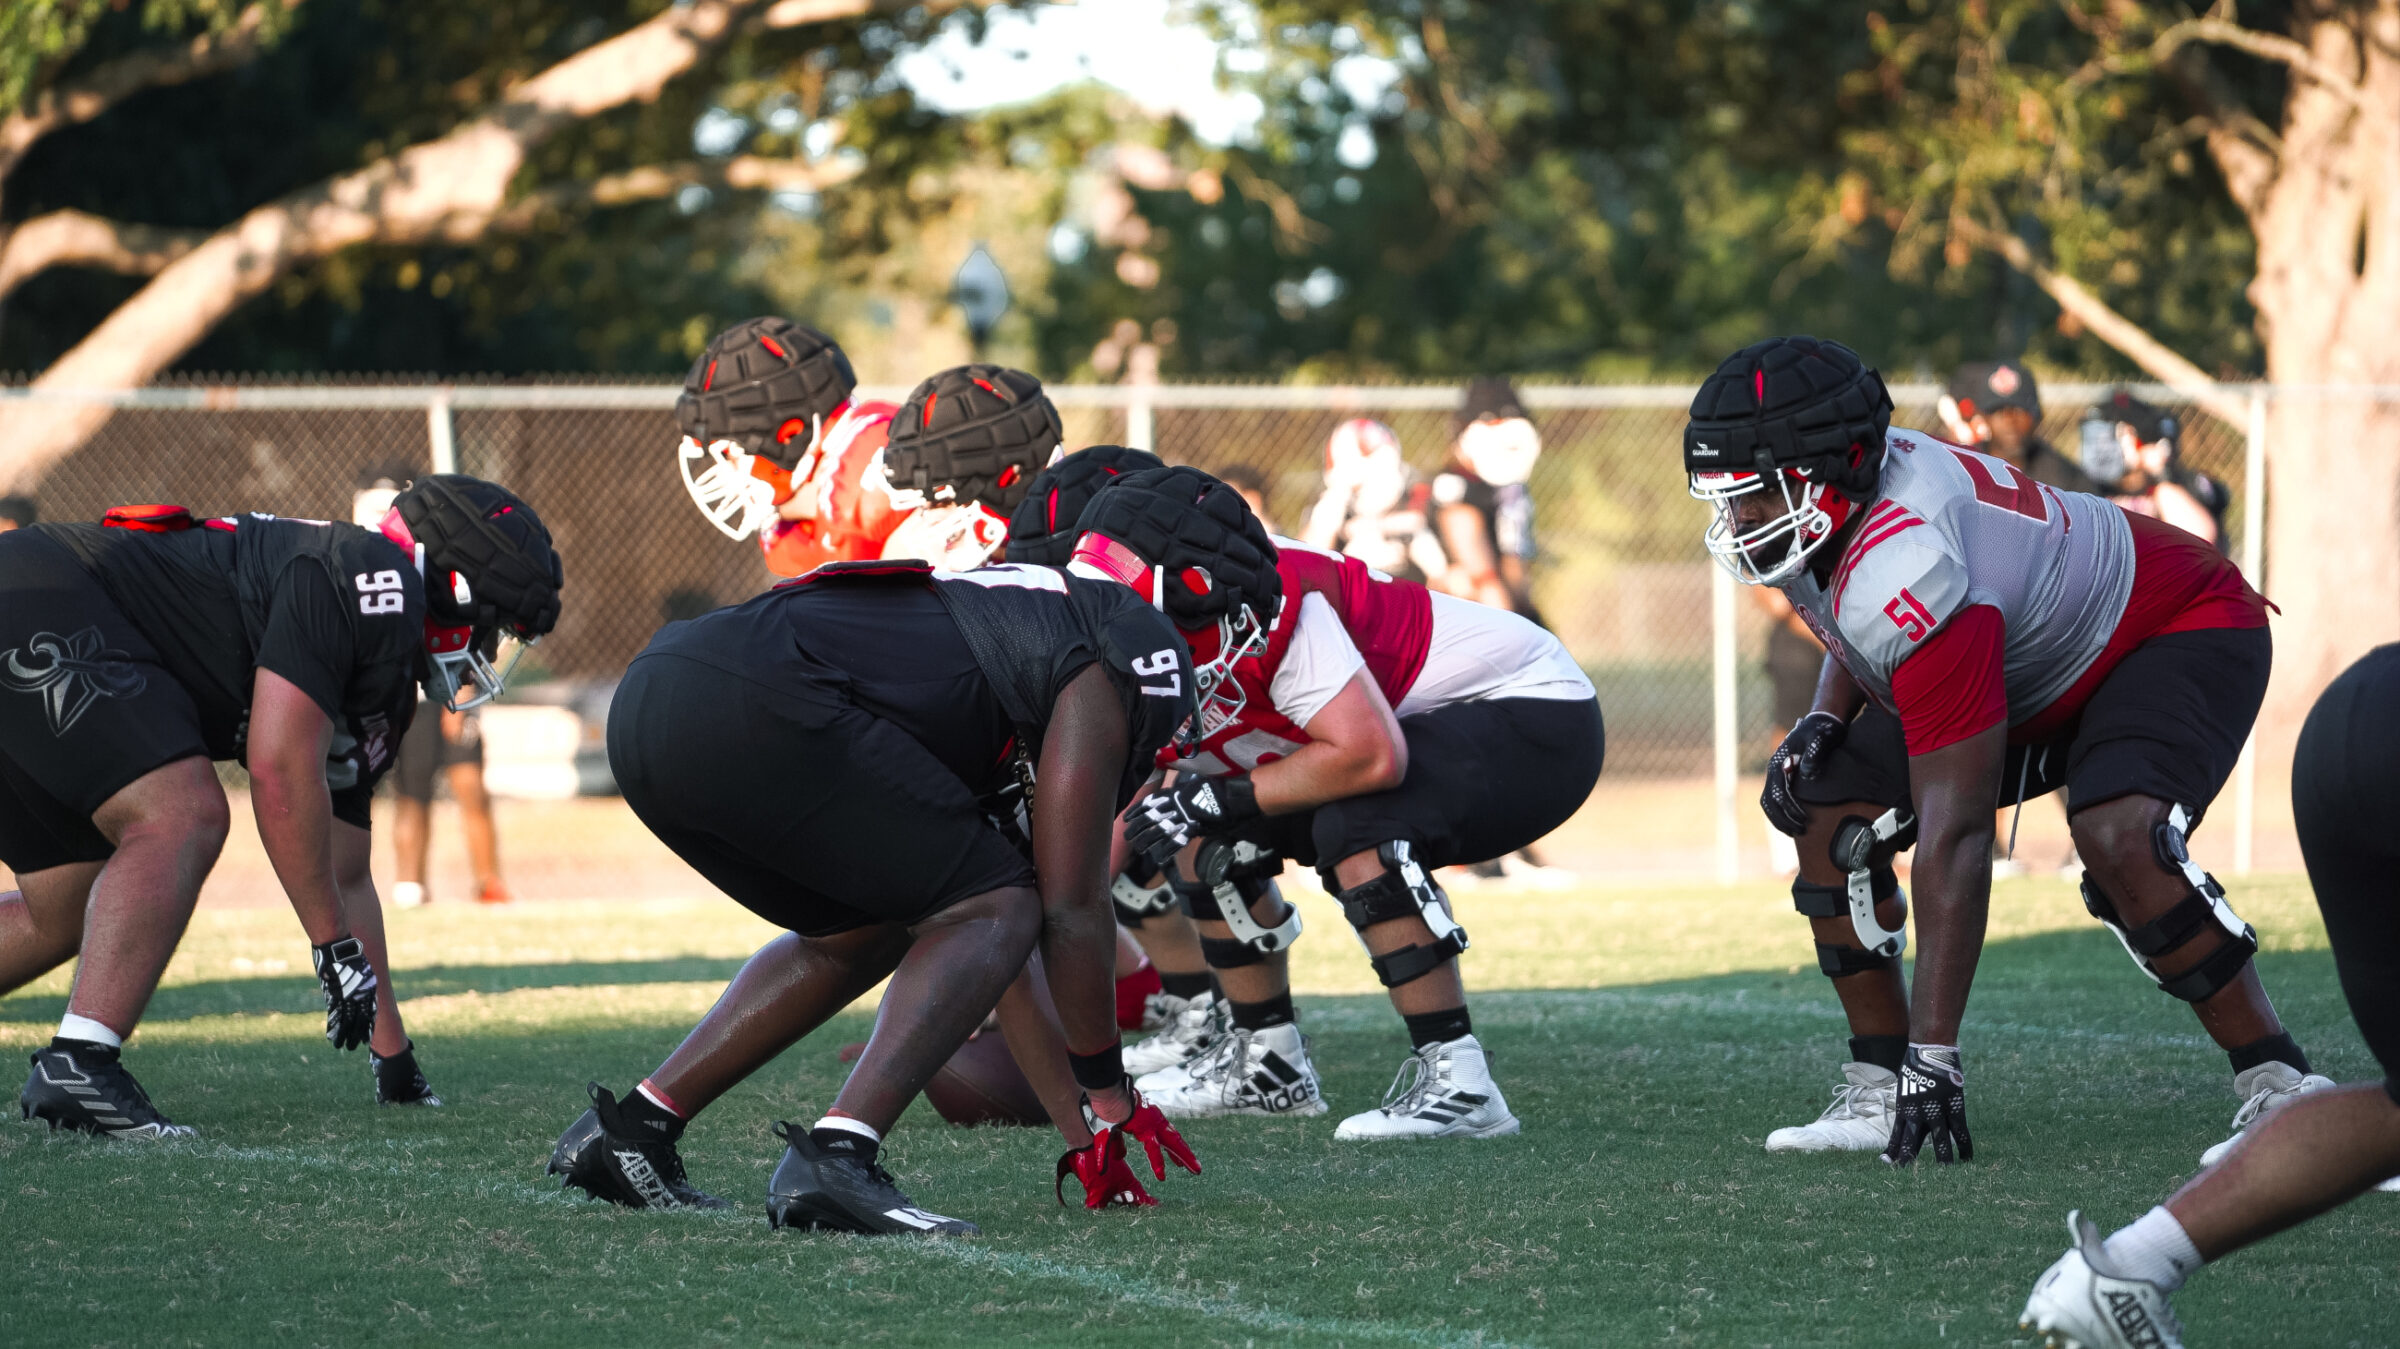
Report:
1682,336,1893,502
1074,465,1281,627
676,317,857,470
394,474,564,637
1008,445,1165,565
885,364,1062,515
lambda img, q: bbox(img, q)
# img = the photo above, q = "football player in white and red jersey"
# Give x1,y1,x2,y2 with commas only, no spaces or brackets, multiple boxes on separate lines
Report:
674,320,1019,576
1685,336,2324,1168
1055,467,1602,1140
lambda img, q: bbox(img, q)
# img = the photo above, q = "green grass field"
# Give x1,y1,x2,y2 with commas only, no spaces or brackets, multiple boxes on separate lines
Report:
3,876,2394,1347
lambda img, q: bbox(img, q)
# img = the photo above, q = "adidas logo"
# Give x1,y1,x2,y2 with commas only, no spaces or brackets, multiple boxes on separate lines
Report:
1408,1091,1490,1125
611,1148,679,1208
1248,1051,1317,1112
2102,1290,2168,1349
881,1206,959,1231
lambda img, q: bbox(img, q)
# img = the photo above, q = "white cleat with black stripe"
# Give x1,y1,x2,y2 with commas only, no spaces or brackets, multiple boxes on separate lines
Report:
1140,1020,1328,1119
1335,1035,1520,1140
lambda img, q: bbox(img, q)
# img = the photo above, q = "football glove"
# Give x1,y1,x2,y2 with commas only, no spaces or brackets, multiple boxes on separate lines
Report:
1762,710,1848,838
1125,775,1260,867
1056,1127,1154,1209
312,936,379,1051
1117,1099,1201,1180
1883,1043,1972,1166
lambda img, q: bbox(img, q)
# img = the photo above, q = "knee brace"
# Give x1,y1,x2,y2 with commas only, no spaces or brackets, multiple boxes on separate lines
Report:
1180,838,1301,957
1111,870,1175,926
1791,808,1912,965
1331,840,1469,988
2080,804,2257,1003
1199,935,1268,969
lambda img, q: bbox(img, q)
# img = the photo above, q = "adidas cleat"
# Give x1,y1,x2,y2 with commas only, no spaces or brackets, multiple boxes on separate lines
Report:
1127,991,1225,1080
1764,1062,1897,1153
2020,1211,2186,1349
19,1043,195,1140
1334,1034,1518,1140
2199,1061,2337,1168
372,1041,443,1107
549,1083,727,1209
765,1125,978,1235
1141,1021,1327,1120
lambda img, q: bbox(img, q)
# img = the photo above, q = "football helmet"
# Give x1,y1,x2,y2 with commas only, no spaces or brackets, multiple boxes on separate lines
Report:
1323,418,1411,514
674,318,856,540
382,474,562,710
882,364,1061,518
1008,445,1165,566
1684,336,1893,586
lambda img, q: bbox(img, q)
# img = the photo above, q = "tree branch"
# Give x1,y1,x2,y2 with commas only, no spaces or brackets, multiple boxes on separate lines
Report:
2151,17,2365,110
1953,216,2247,428
0,1,295,190
0,209,204,301
493,155,862,230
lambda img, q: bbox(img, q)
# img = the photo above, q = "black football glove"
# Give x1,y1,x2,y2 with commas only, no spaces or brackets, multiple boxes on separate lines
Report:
1125,775,1260,867
1762,710,1848,838
312,936,379,1051
1883,1044,1972,1166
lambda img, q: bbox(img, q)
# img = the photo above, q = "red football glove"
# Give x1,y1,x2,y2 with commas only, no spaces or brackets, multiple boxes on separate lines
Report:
1056,1128,1154,1209
1117,1101,1201,1181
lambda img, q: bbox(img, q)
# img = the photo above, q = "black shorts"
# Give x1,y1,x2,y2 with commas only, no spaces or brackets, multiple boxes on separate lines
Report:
0,531,208,873
2292,644,2400,1108
1794,626,2270,830
391,698,483,803
1245,696,1603,875
606,651,1035,938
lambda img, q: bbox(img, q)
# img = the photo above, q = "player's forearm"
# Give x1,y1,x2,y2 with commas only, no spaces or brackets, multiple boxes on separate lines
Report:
1905,813,1995,1045
1809,654,1866,721
1248,737,1403,814
992,959,1096,1149
249,759,346,944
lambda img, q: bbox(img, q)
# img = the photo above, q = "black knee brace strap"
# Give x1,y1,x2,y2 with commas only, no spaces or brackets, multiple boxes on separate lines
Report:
1334,842,1469,988
1199,935,1269,969
2081,874,2258,1003
1172,878,1220,921
1815,942,1895,978
1792,867,1897,918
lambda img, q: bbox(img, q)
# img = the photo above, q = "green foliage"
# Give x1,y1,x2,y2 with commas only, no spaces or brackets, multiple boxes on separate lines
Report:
0,0,298,113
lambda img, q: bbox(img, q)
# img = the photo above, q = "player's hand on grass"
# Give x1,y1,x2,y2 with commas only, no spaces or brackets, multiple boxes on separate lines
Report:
1882,1044,1972,1166
1117,1098,1201,1180
312,936,378,1051
1057,1128,1154,1208
1762,711,1847,837
1126,775,1259,866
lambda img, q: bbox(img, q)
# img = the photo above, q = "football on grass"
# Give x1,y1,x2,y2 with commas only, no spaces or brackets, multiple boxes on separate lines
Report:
837,1033,1047,1127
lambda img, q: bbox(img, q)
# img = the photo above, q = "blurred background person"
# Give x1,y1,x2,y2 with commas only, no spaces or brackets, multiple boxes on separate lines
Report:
1432,377,1545,625
1754,588,1826,877
1214,462,1277,535
0,496,35,531
2083,389,2230,549
1299,418,1446,583
354,476,509,908
1938,359,2099,493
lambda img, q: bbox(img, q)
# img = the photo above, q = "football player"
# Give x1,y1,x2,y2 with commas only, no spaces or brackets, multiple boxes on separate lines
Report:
550,379,1199,1233
1686,336,2319,1166
2079,389,2229,549
1937,359,2100,495
1056,467,1601,1140
1431,378,1544,624
2019,645,2400,1349
1300,418,1448,586
6,476,562,1134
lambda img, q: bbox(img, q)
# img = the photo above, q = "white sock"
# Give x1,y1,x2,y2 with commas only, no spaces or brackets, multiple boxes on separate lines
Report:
58,1012,124,1050
2103,1206,2204,1291
812,1115,881,1143
392,882,425,908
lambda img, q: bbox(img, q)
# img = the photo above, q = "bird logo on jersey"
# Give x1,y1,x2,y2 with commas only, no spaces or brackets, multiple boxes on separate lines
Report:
1,627,148,736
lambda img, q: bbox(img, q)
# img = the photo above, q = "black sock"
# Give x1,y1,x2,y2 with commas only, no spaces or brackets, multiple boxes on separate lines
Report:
809,1125,879,1166
50,1036,118,1062
2228,1031,2311,1077
1160,970,1212,1000
1402,1007,1473,1050
1849,1034,1908,1073
1230,990,1295,1031
616,1084,685,1140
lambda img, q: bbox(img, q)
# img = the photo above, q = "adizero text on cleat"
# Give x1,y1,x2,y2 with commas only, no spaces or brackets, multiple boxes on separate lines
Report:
765,1124,978,1236
1765,1062,1897,1153
2019,1211,2187,1349
372,1041,443,1107
548,1083,727,1210
1140,1021,1327,1120
1334,1035,1518,1141
19,1044,195,1140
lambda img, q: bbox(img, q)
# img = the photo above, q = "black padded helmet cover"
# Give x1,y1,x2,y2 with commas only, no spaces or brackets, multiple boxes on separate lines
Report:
1072,465,1281,627
676,317,857,470
884,364,1061,515
394,474,564,637
1683,336,1894,502
1008,445,1165,565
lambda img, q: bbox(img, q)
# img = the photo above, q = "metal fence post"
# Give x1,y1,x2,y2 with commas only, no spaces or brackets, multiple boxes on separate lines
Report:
1712,561,1739,884
1125,387,1155,453
427,391,457,475
2233,388,2267,875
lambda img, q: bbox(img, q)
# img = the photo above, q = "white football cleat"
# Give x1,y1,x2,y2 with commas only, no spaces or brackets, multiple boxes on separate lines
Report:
2199,1061,2338,1168
1764,1062,1896,1153
391,881,427,909
2020,1211,2186,1349
1128,993,1225,1082
1137,988,1191,1033
1334,1035,1518,1140
1142,1021,1327,1119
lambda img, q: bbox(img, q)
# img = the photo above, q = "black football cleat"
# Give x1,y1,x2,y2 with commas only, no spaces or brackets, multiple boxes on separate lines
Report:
372,1041,443,1107
20,1043,196,1140
765,1123,979,1236
548,1083,728,1209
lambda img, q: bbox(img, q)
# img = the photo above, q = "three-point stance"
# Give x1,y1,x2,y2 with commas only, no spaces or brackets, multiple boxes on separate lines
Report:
4,477,561,1135
1686,336,2316,1166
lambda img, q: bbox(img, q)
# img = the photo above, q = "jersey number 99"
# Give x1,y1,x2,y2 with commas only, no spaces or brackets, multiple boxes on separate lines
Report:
354,569,406,615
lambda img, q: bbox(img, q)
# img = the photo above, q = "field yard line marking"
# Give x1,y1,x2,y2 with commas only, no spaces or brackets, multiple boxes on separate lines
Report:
162,1142,1527,1348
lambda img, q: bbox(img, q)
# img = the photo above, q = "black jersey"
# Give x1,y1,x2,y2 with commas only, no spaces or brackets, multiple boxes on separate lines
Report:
33,515,424,824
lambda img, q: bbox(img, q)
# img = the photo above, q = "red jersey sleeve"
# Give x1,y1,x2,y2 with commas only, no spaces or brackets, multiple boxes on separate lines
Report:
1890,603,2007,755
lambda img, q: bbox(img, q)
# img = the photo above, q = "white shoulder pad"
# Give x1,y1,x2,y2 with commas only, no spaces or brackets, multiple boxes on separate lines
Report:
1832,532,1972,679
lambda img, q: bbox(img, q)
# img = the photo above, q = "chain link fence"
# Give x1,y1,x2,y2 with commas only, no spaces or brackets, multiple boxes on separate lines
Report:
13,380,2258,789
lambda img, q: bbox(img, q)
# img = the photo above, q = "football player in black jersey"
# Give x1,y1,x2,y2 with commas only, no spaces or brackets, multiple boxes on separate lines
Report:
3,476,562,1137
550,372,1203,1234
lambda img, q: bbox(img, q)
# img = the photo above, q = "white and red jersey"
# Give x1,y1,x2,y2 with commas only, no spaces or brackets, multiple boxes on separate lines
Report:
755,400,1008,576
1783,427,2266,754
1154,539,1591,776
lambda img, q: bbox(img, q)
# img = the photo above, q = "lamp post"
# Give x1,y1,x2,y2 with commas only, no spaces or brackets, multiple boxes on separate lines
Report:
952,244,1010,360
